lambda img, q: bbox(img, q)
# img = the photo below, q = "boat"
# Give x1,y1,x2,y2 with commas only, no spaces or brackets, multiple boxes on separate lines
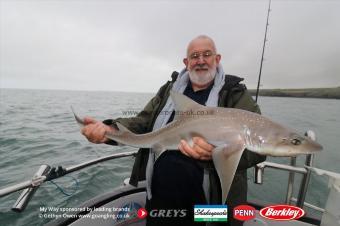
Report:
0,130,339,226
1,1,338,225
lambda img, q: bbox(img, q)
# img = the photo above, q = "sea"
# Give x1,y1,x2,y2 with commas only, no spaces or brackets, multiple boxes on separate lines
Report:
0,88,339,226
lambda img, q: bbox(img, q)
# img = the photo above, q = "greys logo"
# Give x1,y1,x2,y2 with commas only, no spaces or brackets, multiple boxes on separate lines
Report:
149,209,187,218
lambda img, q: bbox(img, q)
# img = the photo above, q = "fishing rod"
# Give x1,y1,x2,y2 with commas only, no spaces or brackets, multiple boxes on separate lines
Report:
255,0,272,103
0,151,137,212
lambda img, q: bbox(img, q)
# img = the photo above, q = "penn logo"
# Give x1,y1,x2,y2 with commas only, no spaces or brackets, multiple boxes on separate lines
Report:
259,205,305,221
233,205,256,221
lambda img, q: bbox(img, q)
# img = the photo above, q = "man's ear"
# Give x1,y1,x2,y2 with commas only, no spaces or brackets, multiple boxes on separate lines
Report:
215,54,221,64
183,58,188,68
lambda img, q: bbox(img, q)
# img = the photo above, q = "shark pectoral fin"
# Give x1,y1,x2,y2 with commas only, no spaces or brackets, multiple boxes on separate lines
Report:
212,143,245,204
152,143,166,160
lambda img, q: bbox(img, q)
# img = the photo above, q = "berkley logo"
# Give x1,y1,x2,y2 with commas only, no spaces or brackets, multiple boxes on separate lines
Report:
233,205,256,221
259,205,305,221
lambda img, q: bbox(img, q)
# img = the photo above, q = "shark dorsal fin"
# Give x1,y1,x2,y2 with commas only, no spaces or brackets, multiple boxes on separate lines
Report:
170,90,207,120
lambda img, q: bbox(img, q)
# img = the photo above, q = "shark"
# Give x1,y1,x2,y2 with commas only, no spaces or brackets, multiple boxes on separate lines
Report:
73,91,323,203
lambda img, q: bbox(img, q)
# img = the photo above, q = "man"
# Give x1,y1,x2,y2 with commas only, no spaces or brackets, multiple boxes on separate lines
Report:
81,35,265,226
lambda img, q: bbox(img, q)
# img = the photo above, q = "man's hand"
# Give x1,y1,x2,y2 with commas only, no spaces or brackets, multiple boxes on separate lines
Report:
81,117,116,144
178,137,214,160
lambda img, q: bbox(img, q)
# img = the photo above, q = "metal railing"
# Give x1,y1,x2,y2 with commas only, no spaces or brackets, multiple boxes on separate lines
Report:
0,151,138,212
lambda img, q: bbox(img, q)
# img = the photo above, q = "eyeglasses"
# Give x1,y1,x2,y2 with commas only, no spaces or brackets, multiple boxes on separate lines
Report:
188,50,215,60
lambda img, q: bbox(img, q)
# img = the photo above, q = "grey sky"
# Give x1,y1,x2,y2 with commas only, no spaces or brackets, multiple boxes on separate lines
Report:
1,0,339,93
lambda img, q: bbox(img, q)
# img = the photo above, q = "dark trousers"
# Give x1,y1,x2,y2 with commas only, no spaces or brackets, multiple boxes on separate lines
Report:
145,151,243,226
145,151,206,226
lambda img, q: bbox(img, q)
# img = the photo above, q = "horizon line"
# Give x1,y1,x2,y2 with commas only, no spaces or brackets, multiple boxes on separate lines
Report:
1,86,339,93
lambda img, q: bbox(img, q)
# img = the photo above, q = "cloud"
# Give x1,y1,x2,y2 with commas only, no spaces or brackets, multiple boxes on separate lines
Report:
1,0,339,92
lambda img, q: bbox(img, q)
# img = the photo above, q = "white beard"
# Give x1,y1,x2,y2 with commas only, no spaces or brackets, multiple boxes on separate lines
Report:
188,67,217,86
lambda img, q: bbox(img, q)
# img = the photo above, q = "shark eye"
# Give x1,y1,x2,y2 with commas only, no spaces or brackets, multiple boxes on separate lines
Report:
291,138,302,145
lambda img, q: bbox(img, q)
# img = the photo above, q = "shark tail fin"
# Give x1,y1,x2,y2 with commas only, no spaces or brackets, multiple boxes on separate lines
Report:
70,106,85,128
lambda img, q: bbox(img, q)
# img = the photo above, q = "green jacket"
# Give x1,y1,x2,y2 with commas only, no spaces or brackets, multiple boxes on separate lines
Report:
106,71,265,209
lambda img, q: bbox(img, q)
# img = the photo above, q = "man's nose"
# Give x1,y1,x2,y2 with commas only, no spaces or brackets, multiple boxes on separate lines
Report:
196,55,206,64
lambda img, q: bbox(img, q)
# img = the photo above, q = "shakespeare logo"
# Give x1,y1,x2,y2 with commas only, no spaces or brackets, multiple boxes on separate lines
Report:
194,205,228,222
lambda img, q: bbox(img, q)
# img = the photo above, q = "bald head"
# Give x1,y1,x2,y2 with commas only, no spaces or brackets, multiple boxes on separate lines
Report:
183,35,221,91
186,35,217,56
